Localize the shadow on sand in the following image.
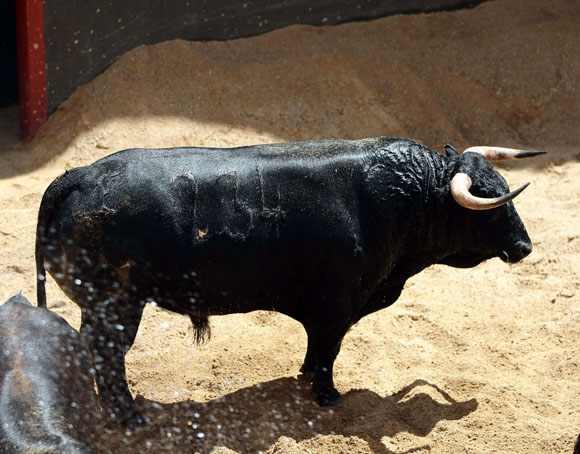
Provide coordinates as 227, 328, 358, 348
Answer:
98, 378, 477, 454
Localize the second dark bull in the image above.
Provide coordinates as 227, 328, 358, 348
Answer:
0, 293, 100, 453
35, 136, 543, 427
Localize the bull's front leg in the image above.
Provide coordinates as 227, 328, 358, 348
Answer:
301, 312, 352, 406
81, 301, 146, 428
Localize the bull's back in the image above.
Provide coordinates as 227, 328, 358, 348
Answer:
0, 298, 94, 389
48, 140, 370, 255
39, 139, 380, 312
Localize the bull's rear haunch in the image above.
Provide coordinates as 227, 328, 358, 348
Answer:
35, 136, 541, 427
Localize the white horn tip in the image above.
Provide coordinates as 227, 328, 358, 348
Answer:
463, 146, 547, 161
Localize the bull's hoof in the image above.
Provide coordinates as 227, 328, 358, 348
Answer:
315, 388, 343, 407
123, 411, 149, 429
107, 408, 148, 429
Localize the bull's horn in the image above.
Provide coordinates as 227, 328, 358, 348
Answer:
450, 173, 530, 210
463, 146, 546, 162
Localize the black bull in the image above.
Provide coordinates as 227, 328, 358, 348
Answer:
0, 294, 100, 453
35, 136, 539, 427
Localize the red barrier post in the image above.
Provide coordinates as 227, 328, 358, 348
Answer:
16, 0, 47, 140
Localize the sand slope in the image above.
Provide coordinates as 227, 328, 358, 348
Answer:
0, 0, 579, 453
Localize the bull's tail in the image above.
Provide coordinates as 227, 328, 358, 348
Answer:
189, 315, 211, 344
35, 179, 59, 309
35, 218, 47, 308
35, 170, 78, 309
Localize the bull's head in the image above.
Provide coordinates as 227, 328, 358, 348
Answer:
440, 145, 545, 268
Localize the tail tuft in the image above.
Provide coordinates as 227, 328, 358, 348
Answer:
189, 315, 210, 344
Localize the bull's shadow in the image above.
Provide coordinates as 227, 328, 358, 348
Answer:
97, 378, 477, 454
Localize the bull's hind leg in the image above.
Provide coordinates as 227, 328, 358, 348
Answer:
80, 300, 146, 428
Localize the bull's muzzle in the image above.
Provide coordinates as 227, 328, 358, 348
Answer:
501, 240, 532, 263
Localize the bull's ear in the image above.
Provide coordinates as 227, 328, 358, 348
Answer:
444, 144, 460, 157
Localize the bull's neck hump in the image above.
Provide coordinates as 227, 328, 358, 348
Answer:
364, 140, 452, 212
380, 141, 449, 199
362, 141, 454, 283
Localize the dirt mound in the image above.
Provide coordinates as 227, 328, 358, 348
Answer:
0, 0, 579, 452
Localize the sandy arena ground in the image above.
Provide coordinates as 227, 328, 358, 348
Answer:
1, 0, 579, 452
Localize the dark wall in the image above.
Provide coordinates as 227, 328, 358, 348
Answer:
44, 0, 484, 113
0, 0, 17, 107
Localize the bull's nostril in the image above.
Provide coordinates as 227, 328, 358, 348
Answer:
518, 241, 532, 258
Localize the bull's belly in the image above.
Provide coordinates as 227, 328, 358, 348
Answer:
46, 242, 316, 320
140, 255, 310, 318
44, 207, 358, 322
